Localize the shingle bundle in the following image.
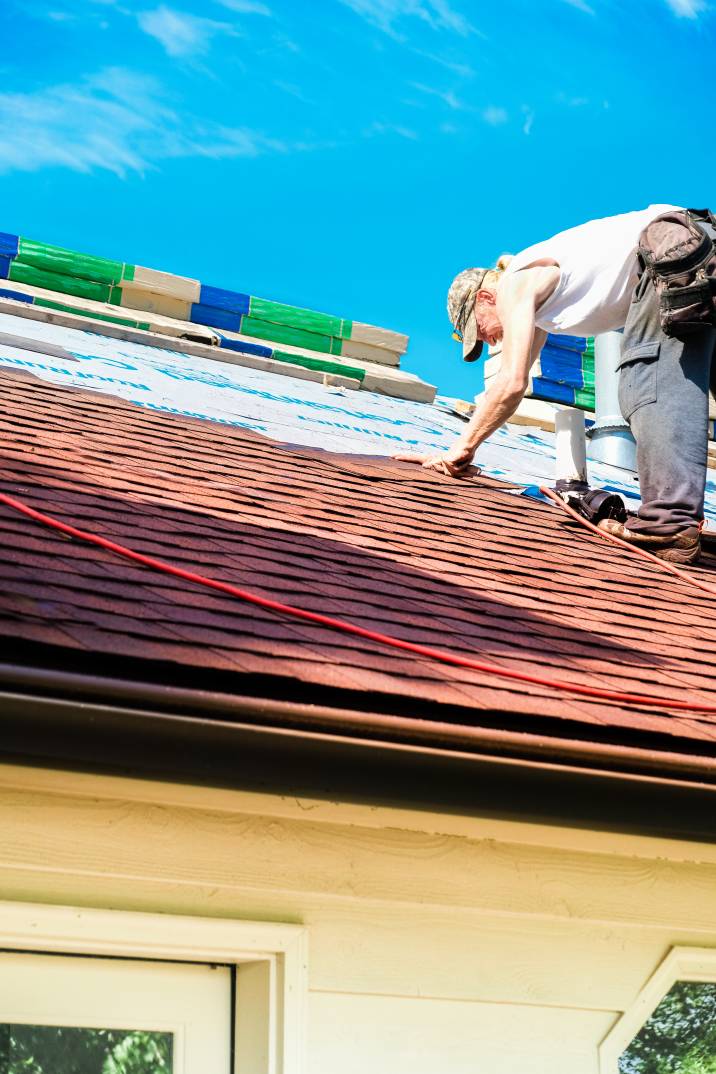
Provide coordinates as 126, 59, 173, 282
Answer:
192, 287, 405, 366
0, 231, 431, 401
530, 334, 595, 411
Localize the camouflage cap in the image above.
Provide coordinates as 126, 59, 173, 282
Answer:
447, 267, 489, 362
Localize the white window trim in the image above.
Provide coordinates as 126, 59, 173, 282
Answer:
600, 946, 716, 1074
0, 900, 308, 1074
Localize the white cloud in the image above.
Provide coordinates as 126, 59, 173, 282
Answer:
562, 0, 595, 12
410, 81, 466, 109
664, 0, 706, 14
0, 67, 291, 177
557, 92, 589, 107
521, 106, 534, 135
137, 6, 238, 57
482, 105, 508, 125
215, 0, 272, 12
339, 0, 472, 37
364, 120, 419, 140
274, 80, 314, 104
411, 50, 474, 77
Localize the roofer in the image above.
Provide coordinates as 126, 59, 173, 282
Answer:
396, 204, 716, 565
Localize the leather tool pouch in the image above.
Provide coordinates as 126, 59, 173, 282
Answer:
637, 208, 716, 337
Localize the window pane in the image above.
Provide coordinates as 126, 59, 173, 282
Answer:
620, 981, 716, 1074
0, 1024, 173, 1074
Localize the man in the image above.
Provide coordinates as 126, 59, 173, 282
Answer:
396, 205, 716, 565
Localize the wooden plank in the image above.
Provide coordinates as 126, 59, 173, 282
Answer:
0, 280, 214, 342
340, 338, 401, 367
350, 322, 409, 353
0, 299, 360, 390
305, 908, 676, 1011
361, 369, 436, 403
2, 788, 716, 934
118, 286, 192, 322
307, 993, 616, 1074
219, 330, 436, 402
0, 866, 683, 1012
236, 959, 275, 1074
130, 265, 201, 303
506, 397, 560, 432
4, 764, 716, 867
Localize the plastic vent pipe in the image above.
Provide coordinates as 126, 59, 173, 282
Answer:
555, 408, 587, 484
586, 330, 637, 471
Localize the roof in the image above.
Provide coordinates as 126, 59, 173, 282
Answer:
2, 304, 716, 791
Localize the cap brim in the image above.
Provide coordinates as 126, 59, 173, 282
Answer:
461, 310, 483, 362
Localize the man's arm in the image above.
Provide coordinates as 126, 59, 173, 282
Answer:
395, 271, 548, 476
446, 310, 546, 469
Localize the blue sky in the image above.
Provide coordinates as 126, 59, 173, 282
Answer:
1, 0, 715, 399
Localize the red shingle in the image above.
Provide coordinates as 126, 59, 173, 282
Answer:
1, 367, 716, 750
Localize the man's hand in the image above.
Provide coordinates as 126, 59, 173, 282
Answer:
393, 438, 477, 478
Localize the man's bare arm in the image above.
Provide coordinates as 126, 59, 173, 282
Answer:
455, 296, 546, 458
395, 269, 549, 476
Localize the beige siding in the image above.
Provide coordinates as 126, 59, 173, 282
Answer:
0, 764, 714, 1074
308, 994, 615, 1074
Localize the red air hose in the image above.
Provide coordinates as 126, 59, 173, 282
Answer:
0, 489, 715, 714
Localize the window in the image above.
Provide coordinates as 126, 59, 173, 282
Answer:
0, 902, 308, 1074
600, 949, 716, 1074
0, 952, 231, 1074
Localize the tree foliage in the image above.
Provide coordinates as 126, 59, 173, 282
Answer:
620, 982, 716, 1074
0, 1025, 172, 1074
104, 1032, 172, 1074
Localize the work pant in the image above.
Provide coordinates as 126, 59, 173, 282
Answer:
619, 217, 716, 536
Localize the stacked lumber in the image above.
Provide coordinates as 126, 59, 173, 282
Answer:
0, 231, 432, 403
530, 335, 595, 411
192, 287, 406, 367
483, 333, 595, 412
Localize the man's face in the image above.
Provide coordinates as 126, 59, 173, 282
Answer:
474, 293, 503, 348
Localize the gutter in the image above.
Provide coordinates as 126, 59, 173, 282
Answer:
1, 662, 716, 791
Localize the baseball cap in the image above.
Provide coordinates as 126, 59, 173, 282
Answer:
446, 267, 489, 362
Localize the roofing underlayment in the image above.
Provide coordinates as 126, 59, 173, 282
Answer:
2, 253, 716, 775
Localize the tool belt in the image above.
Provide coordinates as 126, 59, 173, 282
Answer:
637, 207, 716, 337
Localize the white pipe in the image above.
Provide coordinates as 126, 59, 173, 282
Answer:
555, 408, 587, 485
587, 330, 637, 471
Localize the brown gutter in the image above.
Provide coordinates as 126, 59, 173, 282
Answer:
1, 662, 716, 790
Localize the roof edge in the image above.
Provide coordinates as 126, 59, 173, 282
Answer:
2, 662, 716, 792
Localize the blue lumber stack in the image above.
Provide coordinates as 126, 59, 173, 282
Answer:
531, 334, 595, 411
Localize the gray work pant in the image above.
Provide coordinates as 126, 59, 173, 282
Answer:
618, 219, 716, 536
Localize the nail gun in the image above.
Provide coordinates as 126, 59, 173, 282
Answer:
554, 480, 628, 526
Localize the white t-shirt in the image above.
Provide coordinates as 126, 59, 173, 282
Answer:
507, 204, 682, 336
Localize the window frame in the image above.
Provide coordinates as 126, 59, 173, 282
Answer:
0, 900, 308, 1074
599, 946, 716, 1074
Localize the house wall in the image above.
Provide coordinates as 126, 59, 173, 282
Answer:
1, 762, 715, 1074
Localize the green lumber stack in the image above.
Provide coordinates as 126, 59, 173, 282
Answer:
0, 229, 435, 403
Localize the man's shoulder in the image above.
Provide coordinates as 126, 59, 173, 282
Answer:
499, 262, 560, 310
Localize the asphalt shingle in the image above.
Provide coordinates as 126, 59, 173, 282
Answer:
2, 367, 716, 751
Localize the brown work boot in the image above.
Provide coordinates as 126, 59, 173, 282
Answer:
597, 519, 701, 565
